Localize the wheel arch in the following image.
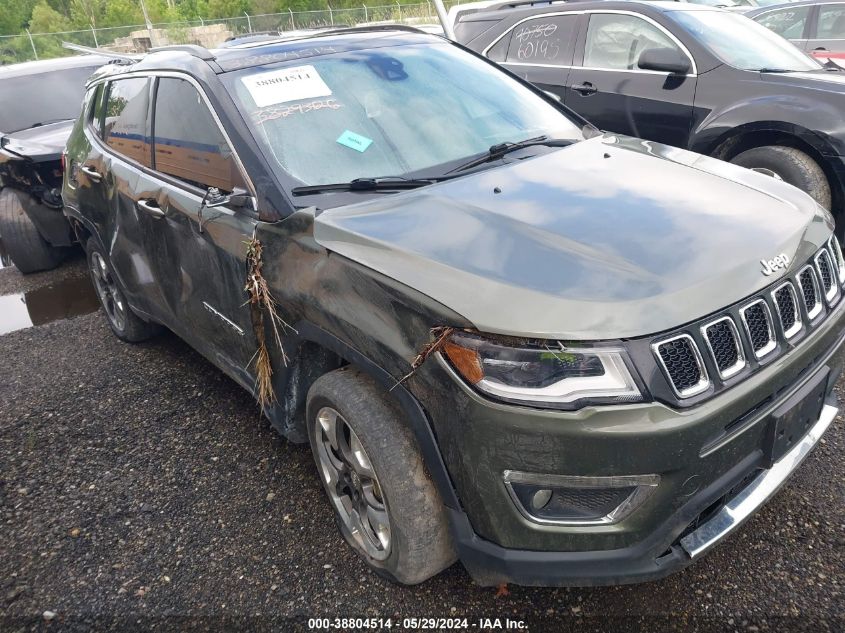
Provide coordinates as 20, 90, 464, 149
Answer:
700, 123, 845, 225
273, 321, 463, 512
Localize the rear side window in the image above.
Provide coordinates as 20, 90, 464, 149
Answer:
104, 78, 151, 167
89, 84, 106, 137
755, 6, 811, 39
584, 13, 682, 71
818, 5, 845, 39
153, 77, 245, 193
505, 15, 577, 65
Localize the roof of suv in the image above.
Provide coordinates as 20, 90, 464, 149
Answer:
459, 0, 721, 19
85, 26, 441, 85
0, 54, 113, 80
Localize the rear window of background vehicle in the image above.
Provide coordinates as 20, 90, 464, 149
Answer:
487, 15, 577, 65
754, 6, 811, 39
0, 65, 101, 134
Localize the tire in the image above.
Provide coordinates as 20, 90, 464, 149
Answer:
730, 146, 832, 210
0, 188, 65, 274
85, 237, 161, 343
306, 367, 456, 584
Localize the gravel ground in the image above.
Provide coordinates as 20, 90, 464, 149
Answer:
1, 264, 843, 633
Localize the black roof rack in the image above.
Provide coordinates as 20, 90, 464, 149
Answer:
486, 0, 587, 10
61, 41, 141, 62
148, 44, 216, 61
311, 24, 429, 36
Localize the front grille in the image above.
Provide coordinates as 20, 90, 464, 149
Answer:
799, 266, 822, 318
828, 236, 845, 283
702, 317, 744, 378
654, 335, 708, 397
740, 300, 776, 358
772, 282, 801, 338
815, 249, 838, 303
652, 240, 844, 400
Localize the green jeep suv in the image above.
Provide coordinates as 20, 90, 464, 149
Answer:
62, 28, 845, 586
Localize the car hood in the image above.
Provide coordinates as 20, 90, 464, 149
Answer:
760, 68, 845, 90
0, 119, 74, 162
314, 134, 833, 340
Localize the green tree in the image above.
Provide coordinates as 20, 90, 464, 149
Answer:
0, 0, 37, 34
206, 0, 249, 19
102, 0, 144, 27
29, 0, 72, 32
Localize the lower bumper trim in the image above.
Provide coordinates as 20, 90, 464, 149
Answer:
680, 403, 838, 559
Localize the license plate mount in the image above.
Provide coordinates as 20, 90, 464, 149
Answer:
764, 367, 829, 467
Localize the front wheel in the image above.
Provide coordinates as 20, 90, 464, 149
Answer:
306, 367, 456, 584
86, 237, 161, 343
730, 146, 832, 210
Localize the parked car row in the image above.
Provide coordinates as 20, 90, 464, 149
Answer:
1, 3, 843, 589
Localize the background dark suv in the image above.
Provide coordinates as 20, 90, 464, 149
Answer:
456, 0, 845, 230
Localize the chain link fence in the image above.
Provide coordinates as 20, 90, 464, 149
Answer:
0, 3, 441, 65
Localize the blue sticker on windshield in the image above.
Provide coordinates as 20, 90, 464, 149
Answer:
337, 130, 373, 152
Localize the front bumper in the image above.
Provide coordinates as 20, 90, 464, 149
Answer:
418, 292, 845, 586
449, 397, 837, 586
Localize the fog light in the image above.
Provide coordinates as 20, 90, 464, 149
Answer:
531, 489, 552, 510
503, 470, 659, 526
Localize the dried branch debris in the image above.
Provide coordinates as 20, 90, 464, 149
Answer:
394, 326, 456, 388
244, 235, 296, 409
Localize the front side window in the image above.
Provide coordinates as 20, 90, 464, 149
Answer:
223, 42, 585, 189
104, 78, 151, 167
673, 9, 821, 72
584, 14, 683, 71
504, 15, 577, 65
818, 5, 845, 39
754, 6, 811, 39
153, 77, 245, 193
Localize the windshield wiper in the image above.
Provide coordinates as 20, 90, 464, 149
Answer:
9, 118, 73, 133
447, 136, 576, 174
291, 176, 442, 196
757, 68, 795, 73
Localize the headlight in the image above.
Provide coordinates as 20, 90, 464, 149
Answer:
441, 331, 642, 409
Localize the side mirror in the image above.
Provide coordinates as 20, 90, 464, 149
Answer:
637, 47, 691, 74
202, 186, 255, 211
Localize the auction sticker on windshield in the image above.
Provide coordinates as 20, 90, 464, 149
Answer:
241, 65, 332, 107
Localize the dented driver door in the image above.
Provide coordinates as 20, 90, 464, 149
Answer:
133, 75, 260, 387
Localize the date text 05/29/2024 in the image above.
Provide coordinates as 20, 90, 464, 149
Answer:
307, 618, 529, 630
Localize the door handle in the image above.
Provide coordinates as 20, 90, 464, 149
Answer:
80, 165, 102, 183
137, 199, 165, 218
814, 46, 828, 51
573, 82, 598, 96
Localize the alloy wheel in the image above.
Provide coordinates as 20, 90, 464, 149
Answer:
313, 406, 391, 561
750, 167, 784, 181
90, 251, 127, 332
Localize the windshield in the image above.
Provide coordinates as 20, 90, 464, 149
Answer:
673, 9, 821, 71
223, 42, 585, 187
0, 65, 101, 133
